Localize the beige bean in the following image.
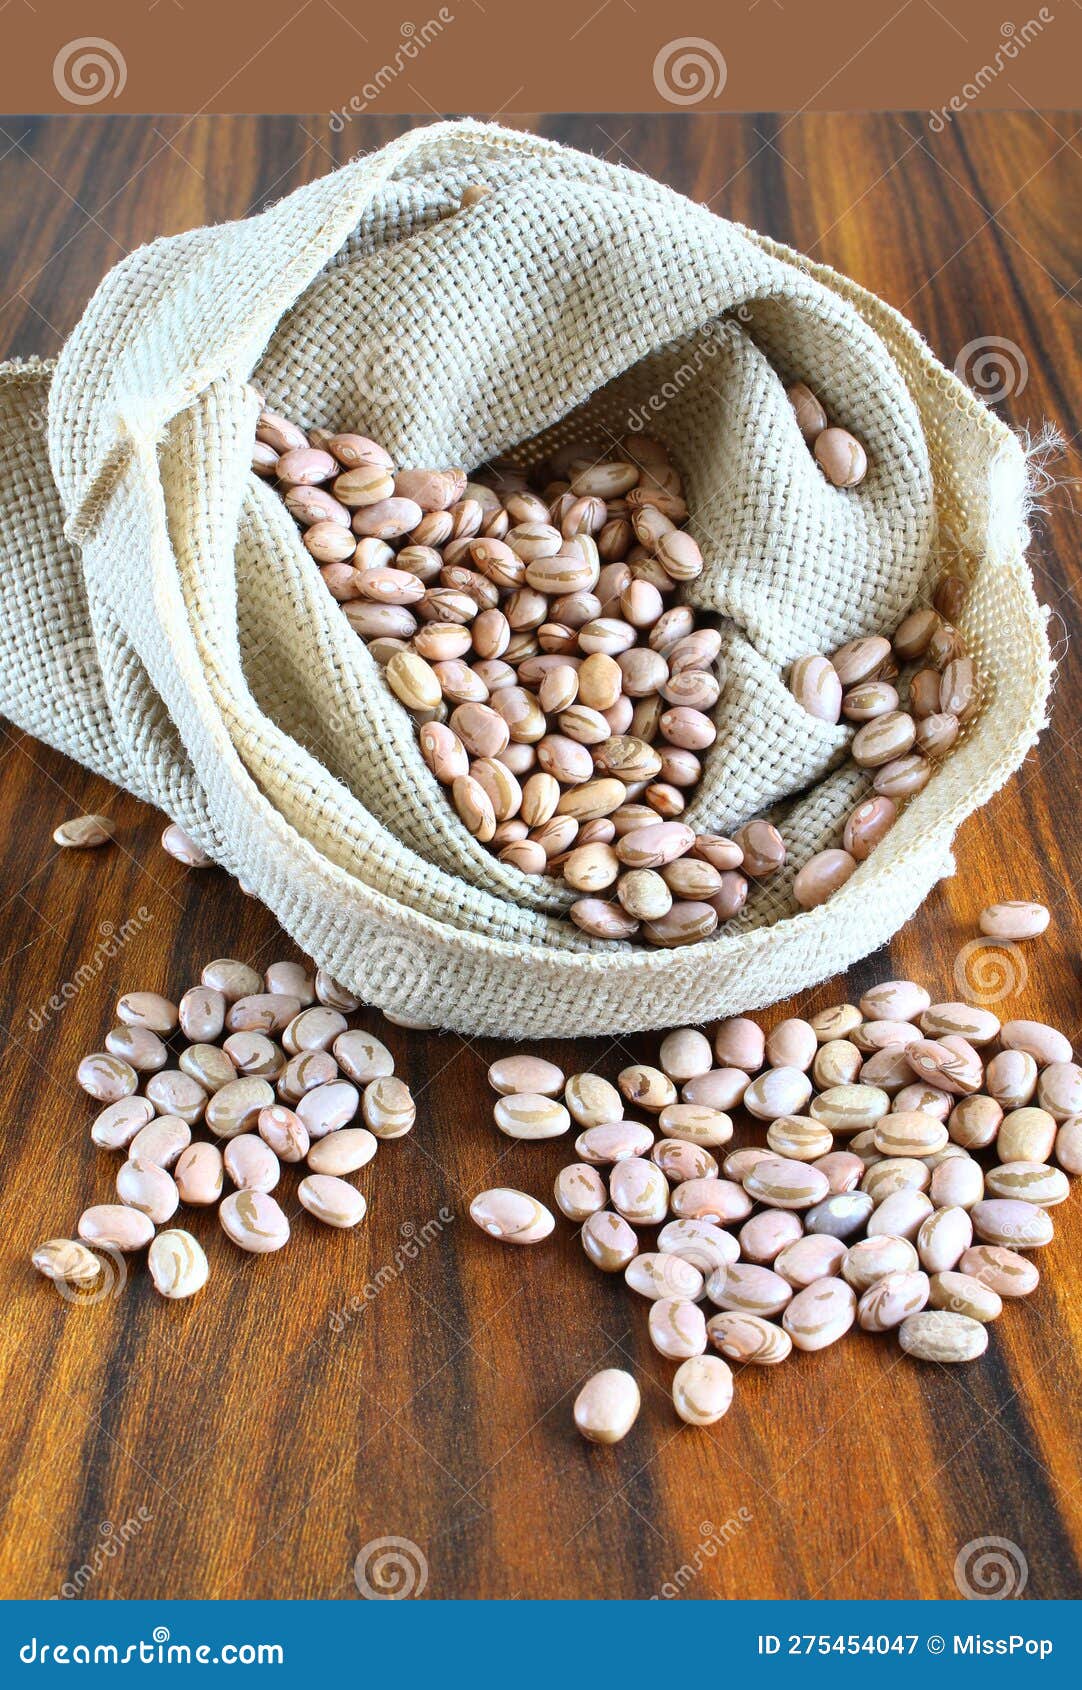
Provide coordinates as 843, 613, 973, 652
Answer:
862, 1158, 930, 1204
174, 1142, 225, 1206
573, 1369, 641, 1444
53, 813, 114, 848
224, 1134, 281, 1193
899, 1310, 987, 1362
145, 1070, 207, 1125
867, 1188, 933, 1241
986, 1052, 1038, 1112
852, 1261, 930, 1332
610, 1157, 669, 1225
774, 1234, 846, 1288
178, 986, 227, 1043
958, 1244, 1039, 1296
77, 1052, 138, 1104
1001, 1019, 1073, 1067
31, 1237, 104, 1287
78, 1204, 154, 1252
947, 1094, 1002, 1150
582, 1209, 640, 1271
129, 1115, 191, 1168
842, 1234, 919, 1291
1055, 1115, 1082, 1175
971, 1198, 1053, 1249
652, 1139, 718, 1184
809, 1084, 890, 1136
488, 1054, 564, 1096
940, 657, 978, 720
920, 1002, 1000, 1045
930, 1156, 984, 1210
277, 1049, 337, 1104
843, 796, 897, 860
307, 1127, 378, 1176
220, 1190, 290, 1253
564, 1073, 623, 1128
570, 897, 640, 940
650, 1297, 707, 1360
289, 1081, 359, 1140
789, 654, 842, 722
872, 753, 931, 799
671, 1177, 751, 1224
783, 1277, 857, 1350
148, 1230, 209, 1299
985, 1161, 1069, 1207
917, 1206, 973, 1272
494, 1093, 571, 1140
625, 1250, 703, 1300
554, 1163, 608, 1221
813, 1041, 863, 1089
908, 1038, 982, 1096
618, 1065, 676, 1113
258, 1104, 310, 1163
768, 1115, 833, 1161
202, 959, 264, 1001
813, 1151, 866, 1194
997, 1105, 1055, 1163
116, 1158, 179, 1225
658, 1218, 739, 1276
203, 1076, 274, 1139
333, 1030, 394, 1084
297, 1174, 367, 1229
814, 427, 867, 487
893, 1083, 951, 1117
264, 961, 315, 1004
658, 1027, 714, 1084
283, 1006, 348, 1055
744, 1157, 829, 1210
659, 1104, 734, 1149
362, 1077, 416, 1139
851, 711, 915, 768
683, 1063, 750, 1107
842, 680, 900, 722
470, 1188, 554, 1245
928, 1270, 1002, 1323
91, 1095, 156, 1151
1037, 1061, 1082, 1121
743, 1067, 813, 1121
105, 1023, 168, 1073
707, 1311, 792, 1366
979, 900, 1050, 940
226, 993, 301, 1035
793, 849, 857, 910
672, 1354, 734, 1424
116, 990, 179, 1035
873, 1111, 948, 1158
707, 1263, 793, 1319
222, 1032, 283, 1079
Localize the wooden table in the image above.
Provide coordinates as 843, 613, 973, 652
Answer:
1, 113, 1079, 1602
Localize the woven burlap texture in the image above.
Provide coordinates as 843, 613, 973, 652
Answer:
0, 120, 1050, 1037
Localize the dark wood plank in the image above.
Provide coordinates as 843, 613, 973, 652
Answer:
0, 112, 1079, 1601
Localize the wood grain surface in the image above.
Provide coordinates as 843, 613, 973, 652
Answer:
0, 112, 1079, 1602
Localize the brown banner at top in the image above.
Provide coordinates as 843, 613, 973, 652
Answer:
0, 0, 1075, 116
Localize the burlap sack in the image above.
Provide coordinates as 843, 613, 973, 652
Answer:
0, 120, 1050, 1037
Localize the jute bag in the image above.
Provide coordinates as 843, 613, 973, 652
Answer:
0, 120, 1050, 1037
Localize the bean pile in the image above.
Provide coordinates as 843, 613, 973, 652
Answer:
253, 391, 874, 945
469, 901, 1077, 1442
32, 957, 415, 1300
786, 551, 979, 909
